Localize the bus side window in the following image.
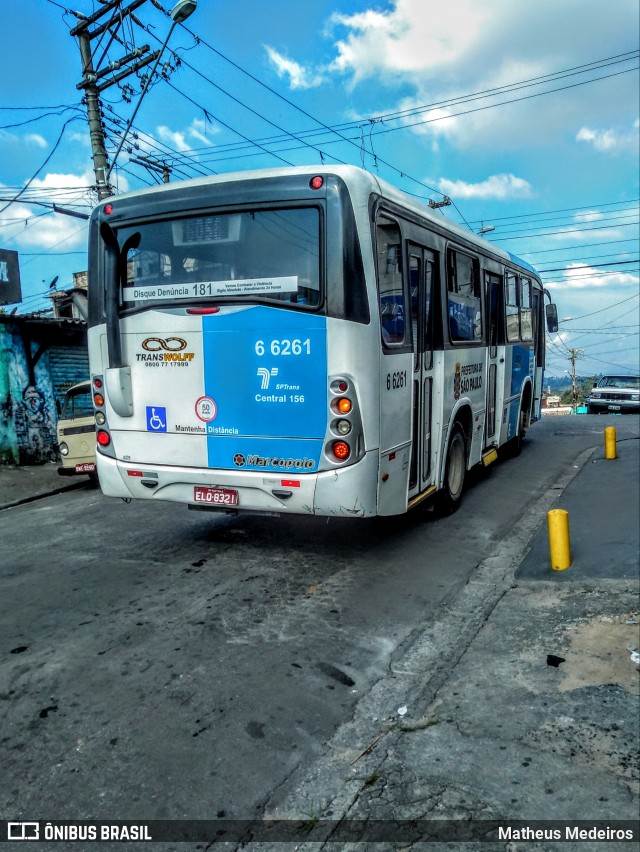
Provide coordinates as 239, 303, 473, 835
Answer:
376, 218, 405, 345
447, 248, 481, 342
520, 277, 533, 340
506, 271, 519, 342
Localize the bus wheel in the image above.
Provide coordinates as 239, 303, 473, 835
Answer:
436, 423, 466, 515
511, 408, 527, 457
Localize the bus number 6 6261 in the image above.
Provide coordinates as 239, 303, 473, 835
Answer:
387, 370, 407, 390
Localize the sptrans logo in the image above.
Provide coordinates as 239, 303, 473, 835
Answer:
233, 453, 315, 470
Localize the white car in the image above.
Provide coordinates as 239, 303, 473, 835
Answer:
585, 375, 640, 414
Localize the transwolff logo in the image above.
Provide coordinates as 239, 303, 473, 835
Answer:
142, 337, 187, 351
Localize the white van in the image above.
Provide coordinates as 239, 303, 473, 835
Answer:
57, 380, 97, 479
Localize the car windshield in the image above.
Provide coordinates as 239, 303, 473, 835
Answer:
595, 376, 640, 389
62, 386, 93, 418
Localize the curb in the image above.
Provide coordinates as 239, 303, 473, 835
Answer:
0, 479, 89, 512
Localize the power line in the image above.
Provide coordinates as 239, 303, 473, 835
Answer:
538, 259, 640, 272
0, 117, 83, 216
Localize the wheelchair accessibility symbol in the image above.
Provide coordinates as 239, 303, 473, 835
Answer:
146, 406, 167, 432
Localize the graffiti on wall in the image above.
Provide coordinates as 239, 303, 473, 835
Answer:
17, 384, 56, 462
0, 322, 58, 464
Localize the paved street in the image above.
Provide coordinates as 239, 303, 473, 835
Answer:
1, 415, 638, 850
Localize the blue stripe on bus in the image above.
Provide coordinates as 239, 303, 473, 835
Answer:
202, 307, 327, 472
510, 344, 533, 397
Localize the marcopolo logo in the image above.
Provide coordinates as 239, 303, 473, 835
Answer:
233, 453, 315, 470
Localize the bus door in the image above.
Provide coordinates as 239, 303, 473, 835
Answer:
408, 244, 436, 501
484, 272, 503, 446
531, 287, 543, 419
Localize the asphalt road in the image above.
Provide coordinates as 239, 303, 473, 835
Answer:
1, 415, 637, 825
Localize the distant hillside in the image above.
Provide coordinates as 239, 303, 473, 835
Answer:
544, 375, 598, 392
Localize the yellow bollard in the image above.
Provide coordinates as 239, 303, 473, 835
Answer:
548, 509, 571, 571
605, 426, 617, 460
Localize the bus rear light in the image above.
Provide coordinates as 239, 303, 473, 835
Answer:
103, 203, 113, 215
310, 175, 324, 190
187, 307, 220, 314
336, 419, 351, 435
93, 392, 105, 407
93, 378, 103, 389
96, 430, 111, 447
95, 411, 106, 425
337, 398, 352, 414
127, 470, 144, 477
332, 441, 350, 461
281, 479, 300, 488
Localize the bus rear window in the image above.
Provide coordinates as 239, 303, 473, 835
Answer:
118, 207, 321, 309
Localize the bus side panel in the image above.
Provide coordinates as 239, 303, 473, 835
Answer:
441, 348, 487, 468
500, 343, 534, 443
377, 351, 412, 515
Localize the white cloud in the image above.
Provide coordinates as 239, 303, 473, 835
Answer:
327, 0, 488, 83
264, 46, 324, 89
576, 121, 639, 153
548, 263, 640, 290
311, 0, 639, 150
24, 133, 47, 149
436, 173, 533, 200
0, 170, 95, 251
0, 130, 48, 149
156, 118, 220, 152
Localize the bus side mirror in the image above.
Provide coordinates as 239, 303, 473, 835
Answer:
546, 303, 559, 333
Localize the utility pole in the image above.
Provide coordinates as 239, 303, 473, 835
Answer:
569, 348, 584, 412
70, 0, 159, 199
130, 154, 172, 183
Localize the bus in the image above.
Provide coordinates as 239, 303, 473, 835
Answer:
87, 165, 557, 518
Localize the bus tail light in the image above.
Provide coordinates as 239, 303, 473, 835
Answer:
332, 441, 350, 461
97, 430, 111, 447
324, 375, 364, 469
93, 392, 105, 407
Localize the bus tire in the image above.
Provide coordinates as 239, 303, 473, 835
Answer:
510, 406, 528, 457
435, 423, 467, 516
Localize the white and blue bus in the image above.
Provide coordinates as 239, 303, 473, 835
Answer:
87, 165, 557, 517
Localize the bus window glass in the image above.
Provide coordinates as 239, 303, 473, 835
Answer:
377, 218, 405, 345
520, 277, 533, 340
424, 259, 434, 369
506, 271, 519, 342
447, 249, 481, 342
119, 208, 321, 309
410, 254, 420, 368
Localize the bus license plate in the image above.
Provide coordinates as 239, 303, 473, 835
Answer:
194, 486, 239, 506
608, 405, 621, 411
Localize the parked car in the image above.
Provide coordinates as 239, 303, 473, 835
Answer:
585, 375, 640, 414
56, 380, 97, 479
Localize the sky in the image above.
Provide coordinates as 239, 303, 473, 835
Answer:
0, 0, 638, 377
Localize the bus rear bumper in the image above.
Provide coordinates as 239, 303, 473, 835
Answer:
96, 450, 379, 518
